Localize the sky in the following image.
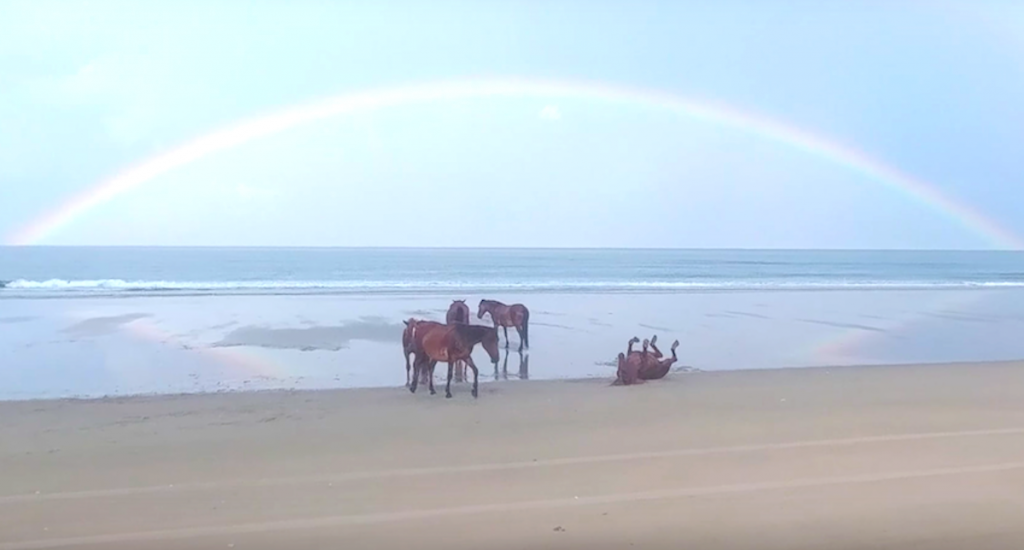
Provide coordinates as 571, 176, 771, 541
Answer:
1, 0, 1023, 249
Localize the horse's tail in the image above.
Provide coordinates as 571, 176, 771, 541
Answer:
521, 308, 530, 349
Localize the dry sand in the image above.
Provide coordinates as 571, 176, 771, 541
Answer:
3, 361, 1024, 549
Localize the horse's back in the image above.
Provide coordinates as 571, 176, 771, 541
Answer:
417, 322, 460, 358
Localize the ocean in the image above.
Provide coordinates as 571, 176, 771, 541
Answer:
3, 247, 1024, 298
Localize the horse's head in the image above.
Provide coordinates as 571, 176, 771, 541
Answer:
403, 318, 418, 338
481, 326, 501, 363
477, 299, 490, 319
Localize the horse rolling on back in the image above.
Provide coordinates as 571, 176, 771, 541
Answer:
410, 322, 500, 398
446, 300, 471, 382
477, 299, 530, 352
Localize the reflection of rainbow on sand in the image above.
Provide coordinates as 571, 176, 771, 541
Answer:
809, 291, 985, 365
118, 317, 287, 384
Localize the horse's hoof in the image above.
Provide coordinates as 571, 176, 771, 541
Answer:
430, 389, 436, 395
472, 389, 478, 398
446, 392, 452, 399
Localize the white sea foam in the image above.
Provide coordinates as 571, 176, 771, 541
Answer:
4, 277, 1024, 297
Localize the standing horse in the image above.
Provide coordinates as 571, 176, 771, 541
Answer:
402, 318, 433, 387
409, 322, 500, 398
477, 299, 530, 352
446, 300, 471, 382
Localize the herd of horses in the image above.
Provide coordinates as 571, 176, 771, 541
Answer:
401, 298, 681, 399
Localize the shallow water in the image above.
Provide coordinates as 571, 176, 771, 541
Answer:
3, 289, 1024, 400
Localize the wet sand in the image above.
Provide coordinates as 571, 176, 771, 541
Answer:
5, 289, 1024, 399
4, 360, 1024, 549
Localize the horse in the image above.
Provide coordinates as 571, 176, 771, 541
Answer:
638, 338, 680, 380
446, 300, 472, 382
409, 321, 500, 398
613, 337, 649, 386
625, 334, 662, 362
402, 318, 433, 387
477, 299, 530, 352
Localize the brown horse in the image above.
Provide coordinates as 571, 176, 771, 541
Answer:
402, 318, 433, 387
446, 300, 471, 382
477, 299, 530, 352
639, 338, 680, 380
625, 334, 662, 362
614, 337, 648, 386
409, 321, 500, 398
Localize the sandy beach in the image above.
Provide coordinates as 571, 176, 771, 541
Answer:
3, 360, 1024, 549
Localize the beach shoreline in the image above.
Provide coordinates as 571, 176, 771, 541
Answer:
2, 356, 1023, 405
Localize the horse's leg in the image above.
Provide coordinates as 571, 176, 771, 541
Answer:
503, 326, 510, 349
464, 355, 480, 398
428, 360, 438, 395
410, 354, 421, 394
502, 349, 509, 380
649, 338, 663, 359
515, 325, 525, 353
445, 360, 455, 398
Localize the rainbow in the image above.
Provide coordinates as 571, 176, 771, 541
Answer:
808, 291, 986, 365
113, 315, 292, 382
8, 76, 1021, 248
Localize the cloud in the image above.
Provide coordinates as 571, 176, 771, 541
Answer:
539, 105, 561, 120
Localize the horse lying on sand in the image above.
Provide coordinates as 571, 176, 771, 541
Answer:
614, 335, 681, 385
637, 334, 680, 380
446, 300, 471, 382
615, 337, 647, 386
408, 319, 500, 398
477, 299, 530, 352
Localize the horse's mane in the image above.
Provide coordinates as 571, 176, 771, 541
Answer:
453, 323, 497, 341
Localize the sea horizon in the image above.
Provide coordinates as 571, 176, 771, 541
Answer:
4, 247, 1024, 299
3, 245, 1022, 251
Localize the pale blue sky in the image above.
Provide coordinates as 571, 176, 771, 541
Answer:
2, 0, 1023, 248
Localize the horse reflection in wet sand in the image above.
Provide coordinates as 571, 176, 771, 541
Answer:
446, 300, 471, 382
614, 334, 680, 386
495, 349, 530, 381
477, 299, 530, 352
408, 319, 500, 398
